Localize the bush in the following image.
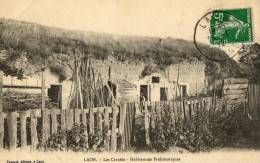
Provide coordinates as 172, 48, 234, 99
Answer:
149, 103, 258, 152
40, 124, 89, 152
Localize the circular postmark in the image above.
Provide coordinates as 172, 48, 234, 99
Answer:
193, 8, 253, 62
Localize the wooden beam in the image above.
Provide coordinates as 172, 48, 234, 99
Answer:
41, 68, 46, 110
0, 71, 3, 112
111, 106, 118, 152
8, 112, 17, 150
223, 84, 248, 90
224, 78, 249, 84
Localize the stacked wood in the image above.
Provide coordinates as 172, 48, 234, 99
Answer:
67, 54, 106, 109
222, 78, 248, 105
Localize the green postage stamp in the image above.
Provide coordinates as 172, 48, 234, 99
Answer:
210, 8, 253, 44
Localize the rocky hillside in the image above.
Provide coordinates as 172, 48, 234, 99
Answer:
238, 43, 260, 82
0, 18, 242, 80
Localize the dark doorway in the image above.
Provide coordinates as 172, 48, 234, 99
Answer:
181, 85, 187, 97
140, 85, 148, 101
48, 84, 62, 109
160, 87, 168, 101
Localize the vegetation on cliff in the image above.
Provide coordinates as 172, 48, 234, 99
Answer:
0, 18, 242, 80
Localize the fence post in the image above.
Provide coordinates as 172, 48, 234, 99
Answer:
8, 112, 17, 150
197, 98, 201, 114
66, 109, 74, 130
150, 102, 156, 130
61, 110, 66, 130
190, 100, 195, 117
180, 99, 185, 120
42, 109, 49, 144
30, 110, 38, 151
104, 107, 110, 151
89, 108, 95, 136
20, 112, 27, 149
0, 112, 4, 150
51, 109, 57, 134
144, 102, 151, 146
0, 71, 3, 151
81, 110, 87, 126
41, 68, 46, 110
119, 103, 126, 150
111, 106, 118, 152
98, 108, 103, 137
0, 71, 3, 112
74, 109, 80, 125
208, 97, 212, 115
169, 100, 175, 127
184, 99, 189, 121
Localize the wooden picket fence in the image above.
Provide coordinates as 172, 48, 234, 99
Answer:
0, 102, 136, 151
143, 97, 215, 145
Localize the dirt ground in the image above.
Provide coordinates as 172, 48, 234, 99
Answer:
0, 149, 260, 163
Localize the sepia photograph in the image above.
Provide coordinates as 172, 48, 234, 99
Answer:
0, 0, 259, 163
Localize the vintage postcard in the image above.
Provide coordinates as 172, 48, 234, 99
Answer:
0, 0, 259, 163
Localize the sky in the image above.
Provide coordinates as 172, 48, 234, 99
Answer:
0, 0, 259, 43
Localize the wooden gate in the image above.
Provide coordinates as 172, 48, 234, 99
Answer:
248, 84, 260, 120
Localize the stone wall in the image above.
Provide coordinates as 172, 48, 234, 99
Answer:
167, 61, 206, 96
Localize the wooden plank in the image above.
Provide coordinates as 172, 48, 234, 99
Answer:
202, 98, 206, 112
124, 104, 129, 150
198, 99, 202, 113
194, 99, 199, 114
30, 110, 38, 151
150, 102, 156, 130
144, 102, 151, 146
173, 100, 178, 122
180, 100, 185, 120
223, 84, 248, 90
8, 112, 17, 150
20, 112, 27, 149
0, 71, 3, 112
224, 78, 249, 84
176, 100, 181, 121
224, 89, 248, 95
225, 94, 247, 100
89, 108, 95, 135
227, 98, 247, 104
81, 110, 87, 126
98, 108, 103, 135
184, 100, 190, 121
206, 98, 210, 112
42, 109, 49, 144
111, 106, 118, 152
129, 103, 134, 148
208, 97, 213, 114
66, 109, 74, 130
190, 100, 195, 116
17, 109, 41, 118
74, 109, 81, 125
169, 100, 175, 127
126, 104, 131, 150
41, 69, 46, 110
104, 108, 110, 151
0, 112, 4, 150
60, 110, 66, 130
51, 109, 57, 134
119, 103, 126, 150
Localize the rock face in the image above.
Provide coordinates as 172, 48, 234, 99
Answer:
93, 56, 206, 96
